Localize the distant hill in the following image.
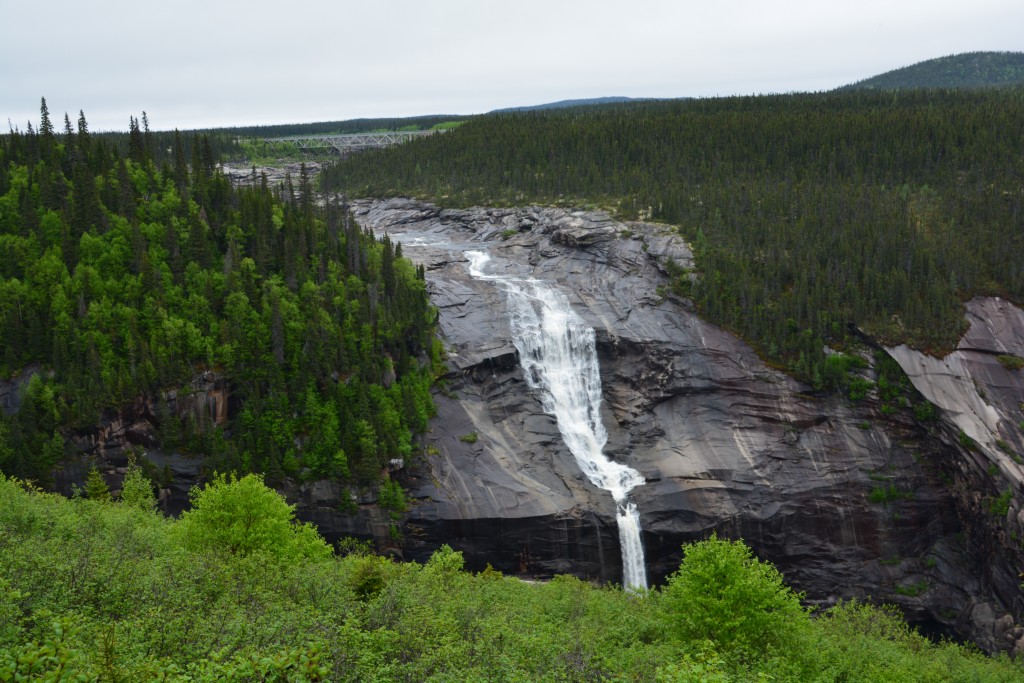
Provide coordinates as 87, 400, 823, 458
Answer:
840, 51, 1024, 91
490, 97, 645, 113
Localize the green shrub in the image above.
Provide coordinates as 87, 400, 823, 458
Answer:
894, 580, 930, 597
661, 534, 810, 661
85, 465, 111, 502
989, 489, 1013, 517
848, 377, 874, 401
377, 478, 408, 515
119, 459, 156, 511
178, 472, 331, 561
913, 400, 938, 421
997, 354, 1024, 371
868, 484, 913, 504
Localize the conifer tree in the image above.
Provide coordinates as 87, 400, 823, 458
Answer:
85, 465, 111, 502
38, 97, 55, 158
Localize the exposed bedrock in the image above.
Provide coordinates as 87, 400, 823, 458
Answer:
340, 197, 1023, 652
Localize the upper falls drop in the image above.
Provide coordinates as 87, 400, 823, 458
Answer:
466, 250, 648, 590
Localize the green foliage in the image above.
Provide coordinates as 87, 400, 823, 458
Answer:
430, 121, 466, 131
847, 376, 874, 401
913, 400, 938, 421
655, 646, 737, 683
376, 477, 408, 515
0, 106, 436, 495
815, 599, 1024, 682
989, 488, 1013, 517
661, 534, 810, 661
178, 472, 331, 561
894, 580, 930, 597
868, 484, 914, 504
84, 464, 110, 502
958, 430, 978, 450
997, 354, 1024, 371
458, 431, 478, 443
1, 477, 1022, 681
819, 352, 865, 391
118, 457, 156, 511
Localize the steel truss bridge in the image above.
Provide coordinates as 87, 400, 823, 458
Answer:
264, 129, 442, 153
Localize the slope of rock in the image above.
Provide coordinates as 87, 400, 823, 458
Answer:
339, 197, 1017, 651
889, 297, 1024, 649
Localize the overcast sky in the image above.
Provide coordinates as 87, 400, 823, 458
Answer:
3, 0, 1022, 132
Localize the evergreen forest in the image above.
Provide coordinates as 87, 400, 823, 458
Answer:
841, 51, 1024, 91
321, 88, 1024, 383
0, 99, 438, 488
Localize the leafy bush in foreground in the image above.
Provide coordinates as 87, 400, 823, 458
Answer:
0, 473, 1020, 681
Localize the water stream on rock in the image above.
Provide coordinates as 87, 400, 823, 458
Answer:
466, 250, 648, 589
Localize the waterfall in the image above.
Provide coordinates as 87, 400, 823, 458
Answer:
466, 251, 648, 590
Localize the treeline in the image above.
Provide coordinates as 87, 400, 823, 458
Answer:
0, 99, 437, 486
321, 88, 1024, 382
2, 473, 1021, 681
212, 114, 473, 140
5, 110, 245, 167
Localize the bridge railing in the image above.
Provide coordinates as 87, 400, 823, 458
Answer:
264, 129, 443, 152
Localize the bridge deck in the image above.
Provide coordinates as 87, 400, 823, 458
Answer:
264, 130, 442, 152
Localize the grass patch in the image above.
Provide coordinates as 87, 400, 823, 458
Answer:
894, 580, 930, 597
997, 354, 1024, 371
868, 484, 914, 504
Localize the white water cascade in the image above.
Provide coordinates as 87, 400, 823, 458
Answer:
466, 251, 648, 590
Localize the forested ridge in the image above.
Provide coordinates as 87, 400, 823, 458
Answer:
321, 88, 1024, 382
0, 99, 437, 489
841, 51, 1024, 91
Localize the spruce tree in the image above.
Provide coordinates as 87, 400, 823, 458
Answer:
85, 465, 111, 502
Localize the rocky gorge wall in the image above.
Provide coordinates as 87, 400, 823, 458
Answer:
337, 197, 1023, 653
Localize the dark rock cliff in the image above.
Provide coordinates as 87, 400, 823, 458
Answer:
334, 197, 1022, 653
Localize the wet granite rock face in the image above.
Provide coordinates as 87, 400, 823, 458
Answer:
347, 197, 1019, 651
888, 297, 1024, 645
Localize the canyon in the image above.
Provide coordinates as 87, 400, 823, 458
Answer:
340, 197, 1024, 652
20, 196, 1023, 653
